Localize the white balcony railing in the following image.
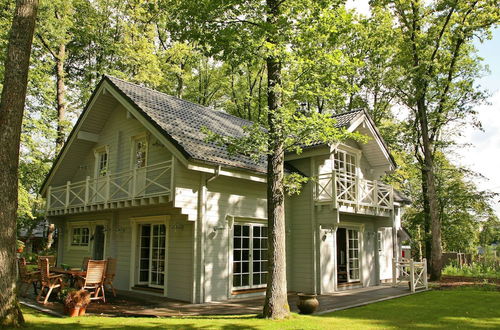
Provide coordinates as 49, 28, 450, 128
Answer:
46, 159, 173, 212
314, 171, 393, 211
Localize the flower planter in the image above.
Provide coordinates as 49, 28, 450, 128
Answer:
67, 307, 80, 317
78, 307, 86, 316
297, 293, 319, 314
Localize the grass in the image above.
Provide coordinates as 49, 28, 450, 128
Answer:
14, 286, 500, 329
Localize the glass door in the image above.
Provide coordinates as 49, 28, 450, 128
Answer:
138, 223, 166, 288
149, 224, 166, 288
347, 229, 360, 282
232, 223, 268, 290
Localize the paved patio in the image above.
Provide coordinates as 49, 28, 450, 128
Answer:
21, 283, 419, 317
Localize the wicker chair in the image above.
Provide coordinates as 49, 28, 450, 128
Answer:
81, 260, 107, 303
17, 258, 39, 297
104, 258, 117, 297
37, 255, 56, 268
36, 258, 63, 304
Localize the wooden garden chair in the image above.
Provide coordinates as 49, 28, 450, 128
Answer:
37, 255, 56, 268
36, 258, 63, 304
104, 258, 117, 297
81, 260, 107, 303
82, 256, 91, 270
17, 257, 40, 297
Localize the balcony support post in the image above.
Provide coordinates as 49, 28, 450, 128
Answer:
332, 170, 338, 209
105, 174, 111, 206
84, 176, 90, 206
132, 167, 137, 198
374, 180, 379, 215
354, 175, 359, 212
65, 181, 71, 212
46, 186, 52, 212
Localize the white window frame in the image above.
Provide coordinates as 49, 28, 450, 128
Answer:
130, 133, 149, 169
230, 221, 268, 291
67, 222, 92, 251
93, 145, 110, 177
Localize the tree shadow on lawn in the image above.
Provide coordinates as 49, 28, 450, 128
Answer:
318, 289, 500, 329
21, 308, 262, 330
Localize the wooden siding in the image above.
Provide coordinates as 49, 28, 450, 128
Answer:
57, 205, 194, 302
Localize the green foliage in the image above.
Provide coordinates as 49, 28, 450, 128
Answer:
443, 252, 500, 279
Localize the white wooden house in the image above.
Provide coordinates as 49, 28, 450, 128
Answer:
41, 76, 410, 303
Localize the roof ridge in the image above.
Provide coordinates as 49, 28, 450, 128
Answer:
331, 108, 364, 117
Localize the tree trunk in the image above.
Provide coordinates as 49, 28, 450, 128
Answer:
420, 168, 432, 269
416, 98, 442, 281
262, 0, 289, 319
45, 223, 56, 250
0, 0, 38, 327
55, 42, 66, 151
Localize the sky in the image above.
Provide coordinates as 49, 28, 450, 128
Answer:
346, 1, 500, 216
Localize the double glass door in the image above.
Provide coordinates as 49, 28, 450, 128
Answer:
139, 224, 166, 288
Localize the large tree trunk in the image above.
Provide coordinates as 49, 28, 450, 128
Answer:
416, 98, 442, 281
0, 0, 38, 327
55, 42, 66, 151
262, 0, 289, 319
420, 168, 432, 268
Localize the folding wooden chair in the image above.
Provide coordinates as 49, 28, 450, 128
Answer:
37, 255, 56, 268
81, 260, 107, 303
36, 258, 63, 304
17, 257, 39, 297
104, 258, 117, 297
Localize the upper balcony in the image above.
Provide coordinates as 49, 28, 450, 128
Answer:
46, 160, 173, 216
313, 171, 394, 217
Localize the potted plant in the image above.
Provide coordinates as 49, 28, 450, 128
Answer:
297, 293, 319, 314
16, 240, 25, 253
76, 290, 91, 316
62, 289, 91, 317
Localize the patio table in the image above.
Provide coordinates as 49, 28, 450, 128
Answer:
51, 268, 86, 288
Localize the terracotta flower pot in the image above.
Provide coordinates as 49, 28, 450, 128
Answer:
297, 293, 319, 314
78, 307, 86, 316
67, 307, 80, 317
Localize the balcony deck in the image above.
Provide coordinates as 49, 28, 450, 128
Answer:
46, 160, 173, 216
314, 171, 394, 217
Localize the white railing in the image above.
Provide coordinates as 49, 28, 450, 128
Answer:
392, 258, 428, 292
46, 160, 173, 211
314, 171, 394, 211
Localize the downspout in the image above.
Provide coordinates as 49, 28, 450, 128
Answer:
206, 165, 221, 185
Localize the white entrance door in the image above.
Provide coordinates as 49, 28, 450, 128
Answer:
347, 229, 360, 282
138, 224, 166, 288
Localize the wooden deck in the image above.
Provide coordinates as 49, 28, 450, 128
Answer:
21, 284, 419, 317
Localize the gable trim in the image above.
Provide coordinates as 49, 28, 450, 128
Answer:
346, 111, 396, 170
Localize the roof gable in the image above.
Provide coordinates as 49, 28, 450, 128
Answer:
41, 76, 396, 194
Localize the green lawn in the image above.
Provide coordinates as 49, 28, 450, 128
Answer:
17, 287, 500, 329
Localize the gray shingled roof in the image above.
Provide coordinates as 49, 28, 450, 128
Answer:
106, 76, 363, 173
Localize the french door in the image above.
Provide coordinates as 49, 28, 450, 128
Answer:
138, 224, 166, 288
346, 229, 360, 282
232, 223, 268, 290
